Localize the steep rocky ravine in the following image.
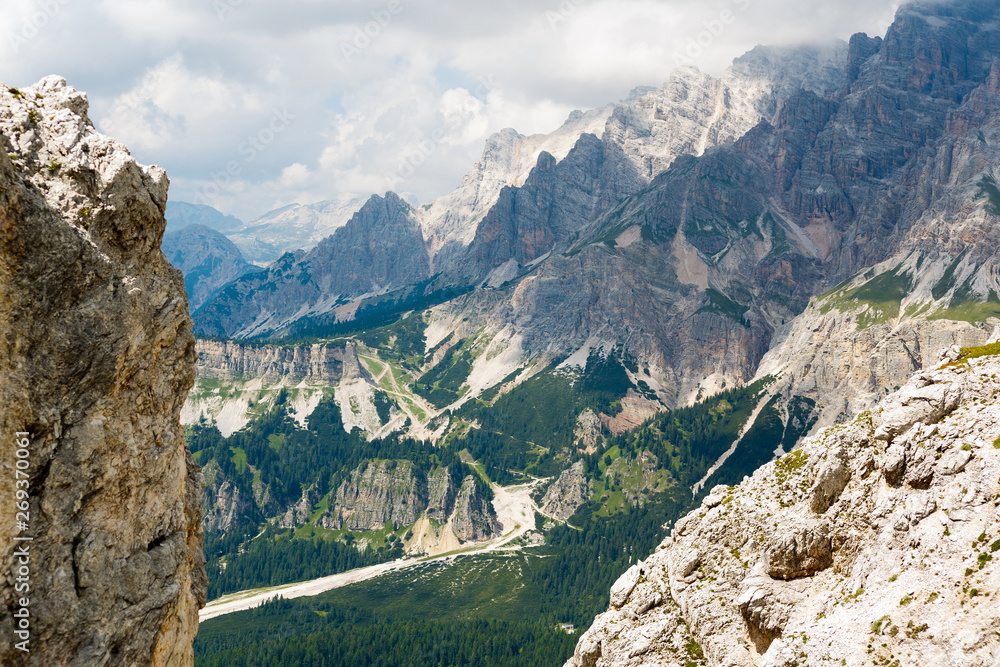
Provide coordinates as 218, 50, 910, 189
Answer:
0, 78, 205, 665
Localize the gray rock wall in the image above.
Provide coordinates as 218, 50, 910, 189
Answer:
0, 77, 205, 666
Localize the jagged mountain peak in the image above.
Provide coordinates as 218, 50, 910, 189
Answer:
226, 192, 368, 264
193, 188, 428, 339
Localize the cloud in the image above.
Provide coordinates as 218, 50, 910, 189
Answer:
0, 0, 903, 221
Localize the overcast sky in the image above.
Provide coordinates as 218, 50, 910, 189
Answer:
2, 0, 902, 221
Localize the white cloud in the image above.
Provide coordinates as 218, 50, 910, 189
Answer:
100, 54, 267, 153
0, 0, 904, 221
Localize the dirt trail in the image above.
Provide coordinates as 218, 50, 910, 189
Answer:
200, 477, 548, 623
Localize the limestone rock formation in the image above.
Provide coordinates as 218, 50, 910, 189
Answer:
540, 460, 594, 522
566, 345, 1000, 667
320, 461, 498, 542
201, 461, 257, 534
326, 460, 425, 531
193, 339, 365, 384
451, 475, 500, 542
0, 77, 205, 666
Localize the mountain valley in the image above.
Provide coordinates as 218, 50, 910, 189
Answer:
8, 1, 988, 665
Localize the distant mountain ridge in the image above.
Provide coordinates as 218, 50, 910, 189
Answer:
162, 224, 262, 311
191, 0, 1000, 452
193, 41, 848, 340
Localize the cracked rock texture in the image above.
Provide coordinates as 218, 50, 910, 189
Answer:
319, 461, 499, 541
567, 348, 1000, 667
0, 77, 205, 666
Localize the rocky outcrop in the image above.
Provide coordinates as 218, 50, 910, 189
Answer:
451, 476, 500, 542
278, 486, 318, 529
574, 409, 604, 453
0, 78, 204, 665
316, 461, 498, 543
540, 460, 593, 521
756, 306, 997, 434
567, 345, 1000, 667
194, 339, 364, 384
425, 466, 458, 522
161, 224, 260, 311
325, 460, 425, 531
201, 462, 256, 534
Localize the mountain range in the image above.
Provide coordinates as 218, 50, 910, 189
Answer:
162, 0, 1000, 663
188, 0, 998, 443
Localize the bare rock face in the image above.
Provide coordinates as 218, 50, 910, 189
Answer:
425, 466, 458, 522
450, 475, 499, 542
540, 460, 594, 522
566, 349, 1000, 667
327, 460, 425, 531
0, 78, 205, 665
319, 462, 498, 543
193, 339, 364, 384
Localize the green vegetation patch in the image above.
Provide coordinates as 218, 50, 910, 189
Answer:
820, 265, 913, 328
356, 311, 428, 369
195, 569, 577, 667
955, 341, 1000, 363
695, 288, 749, 323
976, 175, 1000, 216
928, 290, 1000, 323
414, 336, 479, 408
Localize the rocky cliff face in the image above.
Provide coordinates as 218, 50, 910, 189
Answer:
0, 77, 204, 666
540, 460, 594, 522
317, 461, 498, 542
325, 460, 426, 531
194, 339, 364, 384
567, 344, 1000, 667
201, 461, 259, 534
450, 475, 500, 542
